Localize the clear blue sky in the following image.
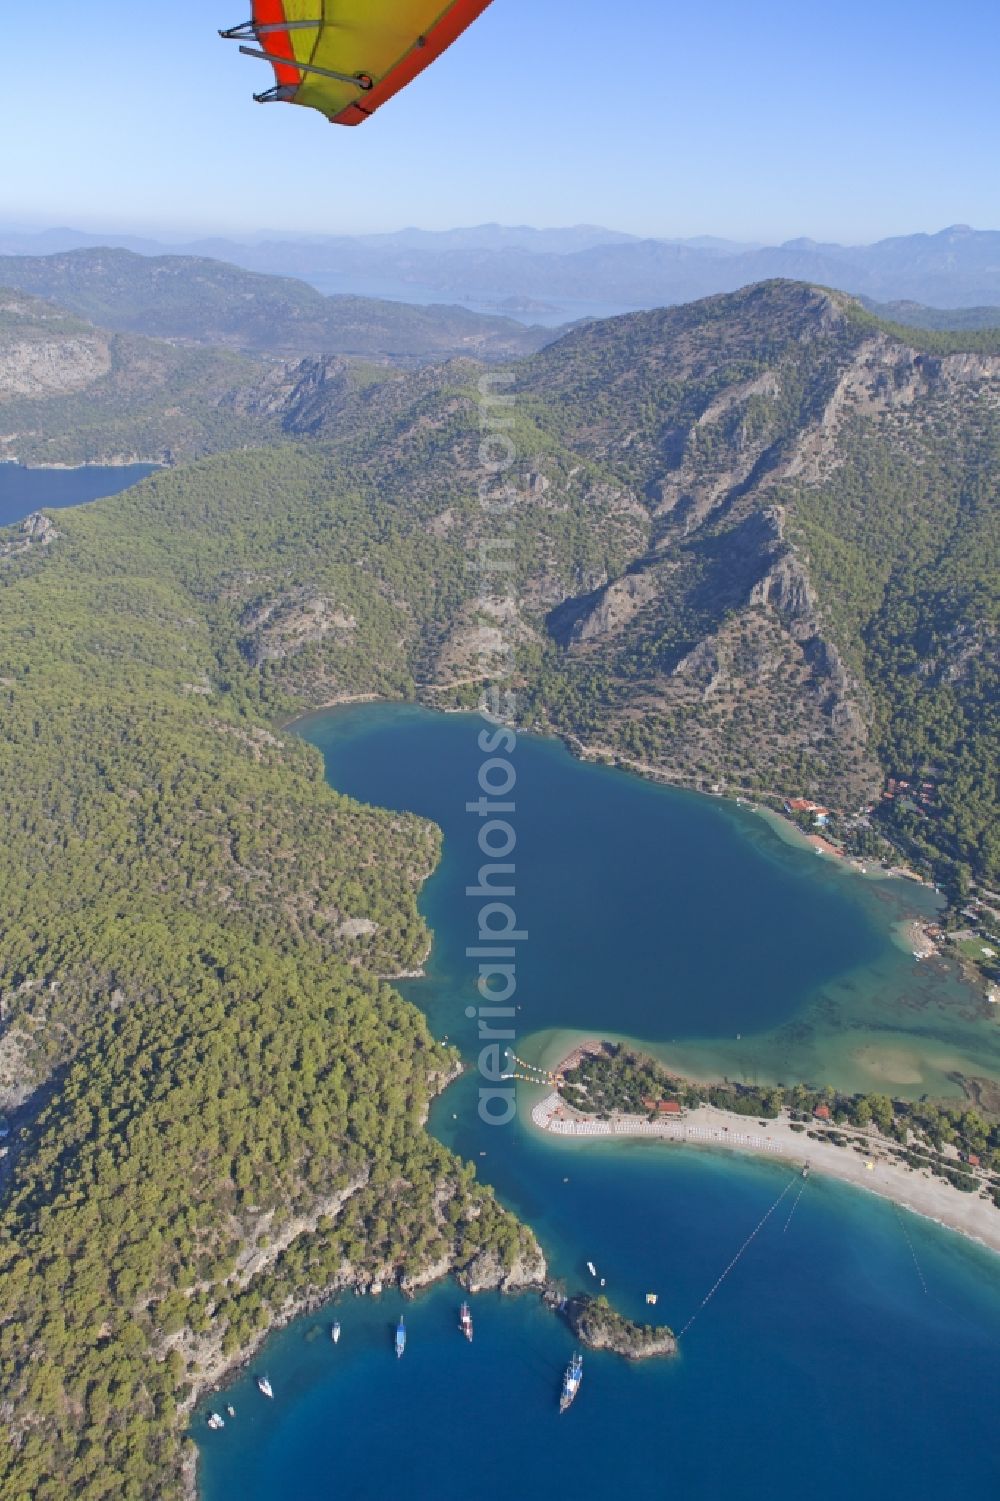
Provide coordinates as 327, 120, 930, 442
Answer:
4, 0, 998, 242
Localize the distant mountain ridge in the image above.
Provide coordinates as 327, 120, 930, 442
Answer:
0, 248, 554, 361
2, 269, 997, 890
0, 286, 271, 463
860, 297, 1000, 332
0, 284, 452, 465
3, 240, 1000, 1501
3, 222, 1000, 309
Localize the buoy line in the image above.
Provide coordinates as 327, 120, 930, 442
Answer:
679, 1176, 797, 1338
893, 1203, 929, 1295
503, 1049, 558, 1085
782, 1182, 806, 1233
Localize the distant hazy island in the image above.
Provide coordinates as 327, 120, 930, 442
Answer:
531, 1044, 1000, 1255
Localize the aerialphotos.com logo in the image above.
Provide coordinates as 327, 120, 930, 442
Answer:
467, 372, 523, 1127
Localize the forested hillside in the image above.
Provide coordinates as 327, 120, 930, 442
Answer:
1, 275, 998, 1498
190, 279, 993, 890
0, 287, 416, 466
0, 288, 273, 464
500, 285, 1000, 888
7, 279, 995, 878
0, 483, 541, 1500
0, 248, 552, 360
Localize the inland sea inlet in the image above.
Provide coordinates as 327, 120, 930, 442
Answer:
196, 703, 1000, 1501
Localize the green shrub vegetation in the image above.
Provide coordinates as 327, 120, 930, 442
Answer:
845, 299, 1000, 355
2, 275, 999, 1496
559, 1045, 999, 1172
0, 248, 550, 360
0, 466, 537, 1500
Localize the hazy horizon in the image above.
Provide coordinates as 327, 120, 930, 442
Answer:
2, 216, 996, 251
4, 1, 998, 244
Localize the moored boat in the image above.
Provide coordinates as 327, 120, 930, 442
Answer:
459, 1301, 473, 1342
207, 1412, 225, 1430
331, 1320, 341, 1344
257, 1375, 274, 1399
559, 1353, 583, 1413
395, 1316, 406, 1358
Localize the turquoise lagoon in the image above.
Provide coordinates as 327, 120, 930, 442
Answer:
197, 704, 1000, 1500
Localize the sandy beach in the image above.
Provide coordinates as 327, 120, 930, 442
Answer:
530, 1091, 1000, 1256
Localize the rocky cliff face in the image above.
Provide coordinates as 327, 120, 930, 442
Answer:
174, 280, 995, 827
489, 289, 997, 817
459, 1244, 548, 1293
0, 512, 60, 562
0, 291, 112, 399
0, 335, 111, 399
0, 294, 271, 464
6, 277, 996, 844
238, 591, 359, 666
506, 290, 906, 805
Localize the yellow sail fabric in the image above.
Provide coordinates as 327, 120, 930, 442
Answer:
239, 0, 494, 126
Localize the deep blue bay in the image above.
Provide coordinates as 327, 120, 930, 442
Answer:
0, 461, 158, 526
197, 704, 1000, 1500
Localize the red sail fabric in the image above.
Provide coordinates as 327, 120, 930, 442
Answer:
241, 1, 495, 125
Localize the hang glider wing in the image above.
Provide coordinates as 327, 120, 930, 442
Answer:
222, 1, 494, 126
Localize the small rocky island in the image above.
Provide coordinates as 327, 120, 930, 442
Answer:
547, 1289, 677, 1360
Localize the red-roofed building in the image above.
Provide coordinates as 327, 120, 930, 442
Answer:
813, 1103, 832, 1120
657, 1100, 683, 1115
785, 798, 831, 820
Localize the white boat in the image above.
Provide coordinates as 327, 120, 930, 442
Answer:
226, 1405, 236, 1417
586, 1261, 597, 1277
207, 1412, 225, 1430
559, 1353, 583, 1414
257, 1376, 274, 1399
331, 1321, 341, 1344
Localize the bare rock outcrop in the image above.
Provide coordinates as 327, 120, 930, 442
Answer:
0, 511, 60, 562
239, 592, 358, 665
0, 334, 111, 398
459, 1242, 547, 1294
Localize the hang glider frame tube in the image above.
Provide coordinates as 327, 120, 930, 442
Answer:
225, 0, 495, 127
237, 45, 374, 91
220, 20, 323, 41
253, 84, 298, 105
